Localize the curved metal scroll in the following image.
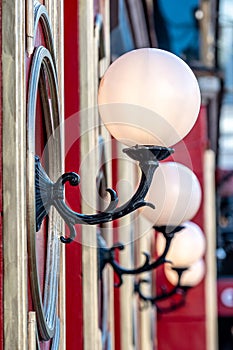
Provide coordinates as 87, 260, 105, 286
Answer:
98, 226, 184, 287
134, 269, 190, 313
35, 145, 174, 243
27, 37, 62, 344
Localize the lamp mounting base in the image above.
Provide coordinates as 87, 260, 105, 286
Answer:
123, 145, 173, 164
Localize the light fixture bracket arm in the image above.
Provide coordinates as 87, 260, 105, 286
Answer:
98, 226, 182, 287
35, 145, 173, 243
134, 267, 190, 313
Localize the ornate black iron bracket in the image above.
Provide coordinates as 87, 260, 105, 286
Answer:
98, 226, 184, 287
134, 268, 190, 313
35, 145, 173, 243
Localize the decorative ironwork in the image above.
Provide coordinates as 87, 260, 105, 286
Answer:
27, 12, 62, 342
35, 145, 174, 243
98, 226, 184, 287
134, 268, 190, 313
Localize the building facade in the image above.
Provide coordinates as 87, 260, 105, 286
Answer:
0, 1, 228, 349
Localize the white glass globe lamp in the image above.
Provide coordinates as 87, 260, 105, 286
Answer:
157, 221, 206, 268
98, 48, 201, 147
165, 259, 205, 287
142, 162, 202, 227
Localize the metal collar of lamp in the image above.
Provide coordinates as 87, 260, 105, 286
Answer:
35, 48, 201, 244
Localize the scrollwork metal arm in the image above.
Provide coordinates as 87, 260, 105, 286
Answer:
98, 226, 183, 287
134, 268, 190, 313
35, 145, 173, 243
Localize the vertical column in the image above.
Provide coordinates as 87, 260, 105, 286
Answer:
204, 150, 218, 350
2, 1, 27, 349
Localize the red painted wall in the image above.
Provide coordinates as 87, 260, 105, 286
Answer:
0, 0, 3, 348
156, 106, 208, 350
64, 1, 83, 349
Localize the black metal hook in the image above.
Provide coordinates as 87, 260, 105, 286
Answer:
35, 145, 173, 243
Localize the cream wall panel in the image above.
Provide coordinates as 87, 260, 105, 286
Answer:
79, 1, 114, 349
99, 0, 111, 78
117, 142, 136, 350
2, 1, 27, 349
199, 0, 215, 67
4, 1, 65, 348
26, 0, 34, 56
79, 1, 101, 349
45, 2, 66, 348
137, 221, 154, 350
95, 3, 115, 345
204, 150, 218, 350
28, 312, 37, 350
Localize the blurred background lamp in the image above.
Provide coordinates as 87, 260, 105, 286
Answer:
157, 221, 206, 267
142, 162, 202, 227
220, 288, 233, 308
165, 259, 205, 287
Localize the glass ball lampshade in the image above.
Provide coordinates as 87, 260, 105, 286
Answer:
98, 48, 201, 147
157, 221, 206, 267
142, 162, 202, 227
165, 259, 205, 287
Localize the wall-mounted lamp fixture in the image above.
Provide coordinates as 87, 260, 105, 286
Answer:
134, 223, 206, 312
134, 261, 204, 313
35, 145, 172, 243
134, 270, 189, 313
98, 161, 205, 293
98, 225, 183, 287
133, 161, 206, 309
35, 48, 201, 243
99, 222, 205, 292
